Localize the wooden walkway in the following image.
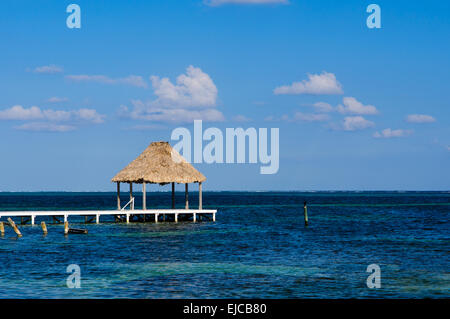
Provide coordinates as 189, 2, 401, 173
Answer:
0, 209, 217, 224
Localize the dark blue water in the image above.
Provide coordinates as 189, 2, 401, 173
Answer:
0, 192, 448, 298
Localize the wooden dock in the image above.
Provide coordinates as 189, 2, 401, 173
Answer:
0, 209, 217, 225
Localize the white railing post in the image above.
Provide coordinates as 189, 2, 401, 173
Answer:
121, 197, 135, 211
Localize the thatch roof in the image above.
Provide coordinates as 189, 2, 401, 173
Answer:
111, 141, 206, 184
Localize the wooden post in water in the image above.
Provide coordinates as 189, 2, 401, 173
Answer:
185, 183, 189, 210
199, 182, 202, 210
7, 218, 22, 237
0, 222, 4, 236
171, 182, 175, 209
41, 221, 48, 235
64, 221, 69, 235
304, 201, 308, 226
117, 182, 121, 210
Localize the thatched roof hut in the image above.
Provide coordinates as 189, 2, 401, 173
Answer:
112, 141, 206, 211
112, 141, 205, 185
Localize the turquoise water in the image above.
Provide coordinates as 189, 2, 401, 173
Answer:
0, 191, 448, 298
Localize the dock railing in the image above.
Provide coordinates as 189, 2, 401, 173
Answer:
121, 197, 135, 211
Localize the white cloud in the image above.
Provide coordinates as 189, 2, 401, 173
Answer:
264, 115, 277, 122
274, 72, 343, 95
406, 114, 436, 123
342, 116, 375, 131
120, 101, 224, 124
0, 105, 105, 124
373, 128, 413, 138
126, 124, 168, 131
0, 105, 44, 120
33, 65, 63, 74
15, 122, 75, 132
149, 65, 218, 108
205, 0, 288, 6
47, 97, 69, 103
337, 97, 378, 115
66, 74, 147, 88
74, 109, 105, 124
313, 102, 334, 113
293, 112, 330, 122
233, 115, 252, 122
120, 66, 223, 124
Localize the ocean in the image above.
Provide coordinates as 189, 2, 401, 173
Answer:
0, 191, 448, 298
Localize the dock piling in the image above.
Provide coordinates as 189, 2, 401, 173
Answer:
304, 201, 308, 226
7, 218, 22, 237
64, 221, 69, 235
0, 222, 4, 236
41, 221, 48, 235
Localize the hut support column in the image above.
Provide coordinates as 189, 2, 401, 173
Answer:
117, 182, 121, 210
185, 184, 189, 210
129, 183, 134, 210
143, 183, 147, 210
171, 183, 175, 209
199, 182, 202, 210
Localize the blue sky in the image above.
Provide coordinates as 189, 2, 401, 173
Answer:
0, 0, 449, 191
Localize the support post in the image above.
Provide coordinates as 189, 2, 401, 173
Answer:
193, 213, 196, 223
96, 214, 100, 224
129, 183, 133, 201
213, 212, 216, 222
143, 182, 147, 210
175, 213, 178, 223
172, 182, 175, 209
304, 201, 308, 226
117, 182, 121, 210
185, 183, 189, 210
8, 218, 22, 237
64, 215, 68, 223
155, 213, 158, 223
41, 222, 48, 235
0, 222, 4, 236
199, 182, 202, 210
31, 215, 35, 225
126, 213, 130, 224
64, 221, 69, 235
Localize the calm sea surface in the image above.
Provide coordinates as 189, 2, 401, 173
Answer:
0, 191, 448, 298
